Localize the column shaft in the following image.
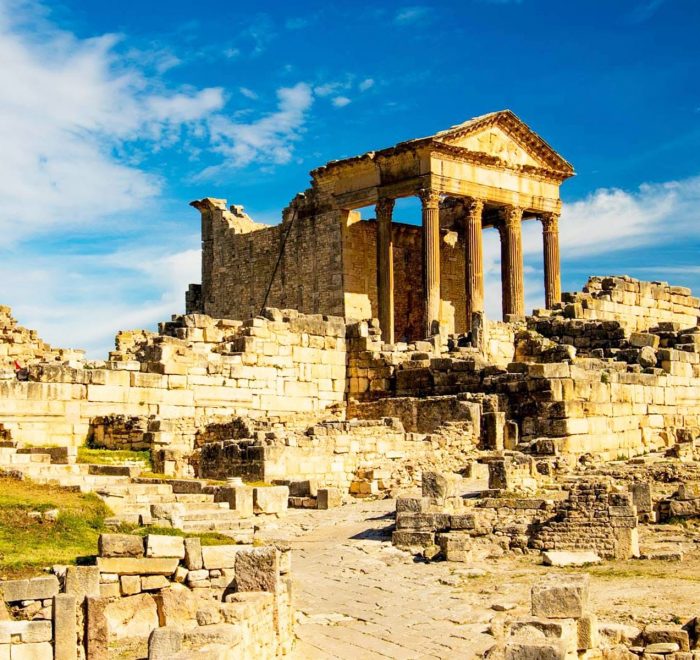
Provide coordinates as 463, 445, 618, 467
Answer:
375, 198, 395, 344
464, 198, 485, 330
541, 212, 561, 309
500, 206, 525, 318
420, 188, 441, 337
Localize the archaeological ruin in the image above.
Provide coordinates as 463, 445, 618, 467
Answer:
3, 110, 700, 658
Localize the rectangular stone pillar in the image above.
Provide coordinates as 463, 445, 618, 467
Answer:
419, 188, 441, 337
375, 197, 395, 344
54, 594, 78, 660
499, 206, 525, 318
464, 198, 485, 330
541, 212, 561, 309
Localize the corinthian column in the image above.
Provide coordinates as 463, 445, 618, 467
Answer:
419, 188, 441, 337
464, 198, 485, 329
375, 197, 395, 344
499, 205, 525, 318
541, 212, 561, 309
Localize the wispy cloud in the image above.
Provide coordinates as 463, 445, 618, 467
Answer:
332, 96, 351, 108
239, 87, 259, 100
201, 82, 314, 175
629, 0, 666, 23
358, 78, 375, 92
394, 6, 431, 24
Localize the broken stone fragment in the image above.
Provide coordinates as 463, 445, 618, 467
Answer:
531, 574, 589, 619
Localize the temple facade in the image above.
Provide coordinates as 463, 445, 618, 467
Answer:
188, 110, 574, 343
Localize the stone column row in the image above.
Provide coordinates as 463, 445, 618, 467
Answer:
464, 202, 561, 327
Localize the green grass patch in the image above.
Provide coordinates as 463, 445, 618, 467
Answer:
0, 477, 111, 579
77, 447, 152, 469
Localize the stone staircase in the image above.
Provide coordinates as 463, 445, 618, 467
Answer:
0, 441, 254, 541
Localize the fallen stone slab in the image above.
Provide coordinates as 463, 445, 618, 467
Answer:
504, 640, 567, 659
645, 642, 680, 653
0, 576, 59, 602
253, 486, 289, 515
542, 551, 602, 567
0, 620, 53, 644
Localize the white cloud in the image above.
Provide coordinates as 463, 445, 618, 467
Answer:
202, 82, 314, 174
332, 96, 351, 108
0, 1, 225, 244
358, 78, 375, 92
394, 6, 431, 24
239, 87, 259, 100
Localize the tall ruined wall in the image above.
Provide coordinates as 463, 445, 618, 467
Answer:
342, 217, 467, 341
194, 198, 346, 321
559, 275, 700, 332
0, 309, 347, 448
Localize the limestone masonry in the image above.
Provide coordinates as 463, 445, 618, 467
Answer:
3, 111, 700, 659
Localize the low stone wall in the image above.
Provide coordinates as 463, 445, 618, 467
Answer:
199, 416, 480, 494
557, 275, 700, 333
0, 307, 347, 449
0, 533, 293, 659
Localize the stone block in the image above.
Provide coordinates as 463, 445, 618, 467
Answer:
288, 479, 318, 497
86, 597, 109, 660
182, 623, 242, 649
53, 594, 77, 660
201, 545, 252, 570
145, 535, 185, 559
0, 621, 52, 644
630, 482, 652, 513
148, 626, 183, 659
254, 486, 289, 515
482, 411, 506, 450
644, 625, 689, 652
183, 538, 203, 570
509, 617, 578, 655
99, 582, 120, 598
120, 575, 141, 596
505, 641, 567, 659
9, 642, 53, 660
0, 577, 58, 603
96, 557, 179, 576
531, 574, 589, 619
235, 547, 279, 593
316, 488, 342, 510
141, 576, 170, 591
391, 531, 434, 548
395, 497, 431, 513
104, 593, 159, 641
630, 333, 660, 349
677, 482, 700, 501
98, 533, 144, 558
64, 566, 100, 602
578, 614, 599, 650
437, 532, 472, 562
421, 472, 461, 499
154, 586, 198, 629
217, 485, 254, 518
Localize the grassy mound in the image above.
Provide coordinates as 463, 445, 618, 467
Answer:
0, 477, 110, 578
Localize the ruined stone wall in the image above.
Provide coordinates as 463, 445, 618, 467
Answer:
559, 276, 700, 332
199, 416, 480, 492
0, 306, 84, 372
0, 309, 347, 448
0, 533, 292, 659
197, 198, 346, 321
341, 217, 467, 341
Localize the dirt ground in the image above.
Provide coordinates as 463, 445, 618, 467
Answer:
256, 498, 700, 659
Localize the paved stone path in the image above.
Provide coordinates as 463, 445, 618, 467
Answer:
258, 499, 519, 659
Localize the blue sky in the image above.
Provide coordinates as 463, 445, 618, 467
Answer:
1, 0, 699, 356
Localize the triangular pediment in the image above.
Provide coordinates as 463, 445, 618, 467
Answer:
432, 110, 574, 176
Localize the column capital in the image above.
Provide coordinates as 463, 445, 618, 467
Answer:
540, 211, 559, 233
500, 205, 523, 228
418, 188, 441, 209
464, 197, 485, 219
376, 197, 395, 217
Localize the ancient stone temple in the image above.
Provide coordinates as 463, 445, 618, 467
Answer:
188, 110, 574, 343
